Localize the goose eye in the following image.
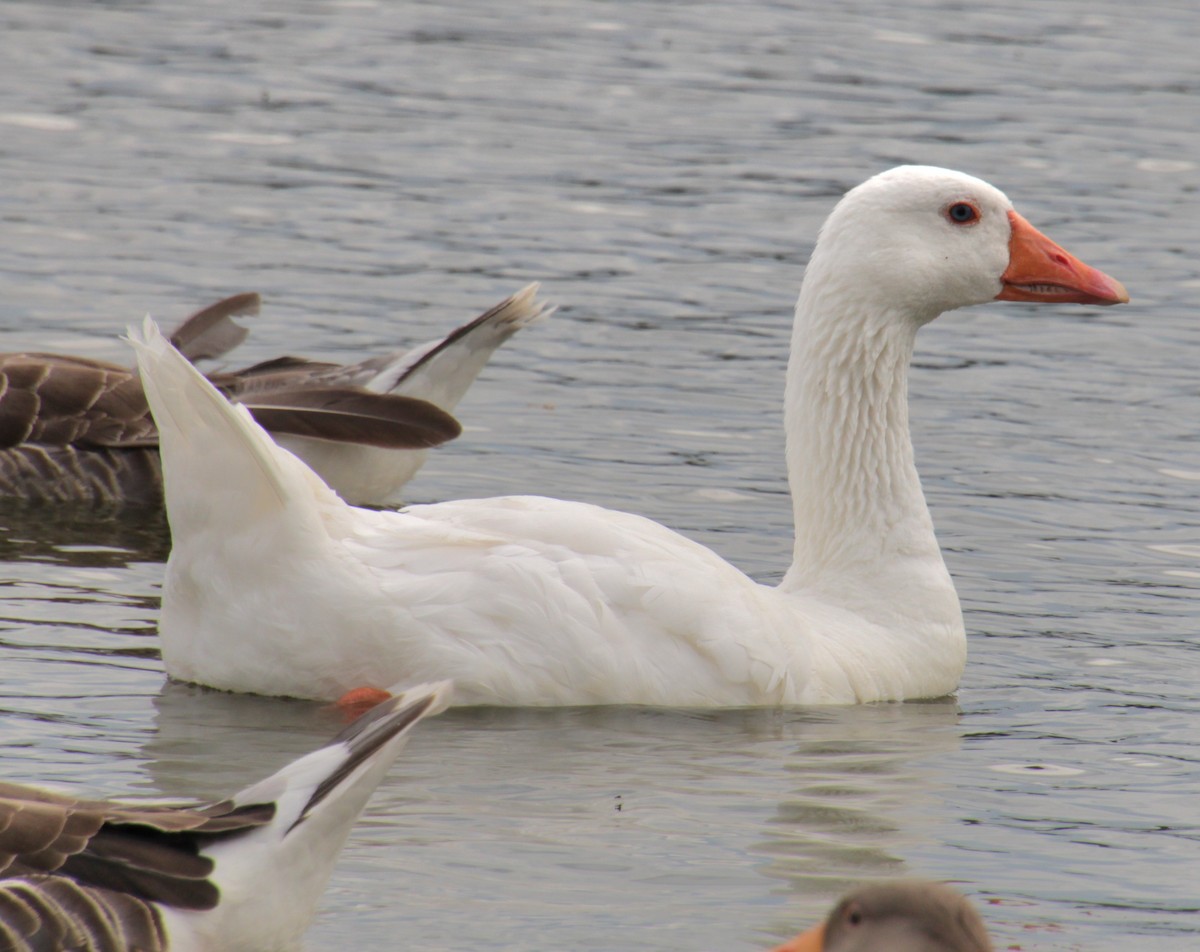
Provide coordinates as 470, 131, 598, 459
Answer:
945, 201, 980, 225
845, 905, 864, 927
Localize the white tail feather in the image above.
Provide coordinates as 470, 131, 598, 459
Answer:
165, 681, 452, 951
127, 317, 347, 538
375, 282, 554, 406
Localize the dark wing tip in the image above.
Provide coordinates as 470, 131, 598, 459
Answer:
170, 293, 262, 362
245, 388, 462, 449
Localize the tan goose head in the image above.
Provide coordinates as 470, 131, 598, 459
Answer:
772, 881, 993, 952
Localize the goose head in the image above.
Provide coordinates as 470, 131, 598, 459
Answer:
771, 880, 994, 952
804, 165, 1128, 326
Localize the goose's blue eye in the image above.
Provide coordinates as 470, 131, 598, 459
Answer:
946, 202, 979, 224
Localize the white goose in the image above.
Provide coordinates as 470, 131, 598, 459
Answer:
0, 681, 449, 952
132, 166, 1127, 707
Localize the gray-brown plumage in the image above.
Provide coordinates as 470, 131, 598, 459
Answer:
771, 880, 994, 952
0, 681, 449, 952
0, 284, 550, 506
0, 781, 273, 911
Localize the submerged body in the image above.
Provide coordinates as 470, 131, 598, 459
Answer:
134, 166, 1127, 706
0, 286, 547, 506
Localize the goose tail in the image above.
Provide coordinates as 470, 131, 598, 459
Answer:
127, 316, 344, 535
174, 681, 453, 949
372, 282, 554, 409
0, 682, 451, 952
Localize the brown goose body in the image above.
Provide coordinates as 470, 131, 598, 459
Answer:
0, 682, 449, 951
0, 285, 549, 506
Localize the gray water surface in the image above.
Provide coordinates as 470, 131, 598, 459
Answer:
2, 1, 1199, 949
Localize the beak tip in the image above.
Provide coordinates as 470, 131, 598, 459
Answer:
1091, 274, 1129, 306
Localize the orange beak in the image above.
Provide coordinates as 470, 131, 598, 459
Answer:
770, 922, 825, 952
996, 211, 1128, 306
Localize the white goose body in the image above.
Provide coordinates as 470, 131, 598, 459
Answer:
133, 166, 1126, 706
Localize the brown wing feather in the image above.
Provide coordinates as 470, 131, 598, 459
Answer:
242, 387, 462, 449
0, 784, 276, 912
0, 291, 260, 455
209, 355, 344, 396
0, 781, 275, 946
168, 292, 261, 362
0, 356, 155, 449
0, 876, 168, 952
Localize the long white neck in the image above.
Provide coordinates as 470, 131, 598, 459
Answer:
778, 259, 953, 623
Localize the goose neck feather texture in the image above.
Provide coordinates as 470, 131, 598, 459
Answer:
132, 165, 1126, 707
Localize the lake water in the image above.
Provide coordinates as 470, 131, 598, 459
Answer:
1, 0, 1199, 949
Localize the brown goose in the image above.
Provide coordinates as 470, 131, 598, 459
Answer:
771, 881, 994, 952
0, 681, 450, 952
0, 284, 550, 506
